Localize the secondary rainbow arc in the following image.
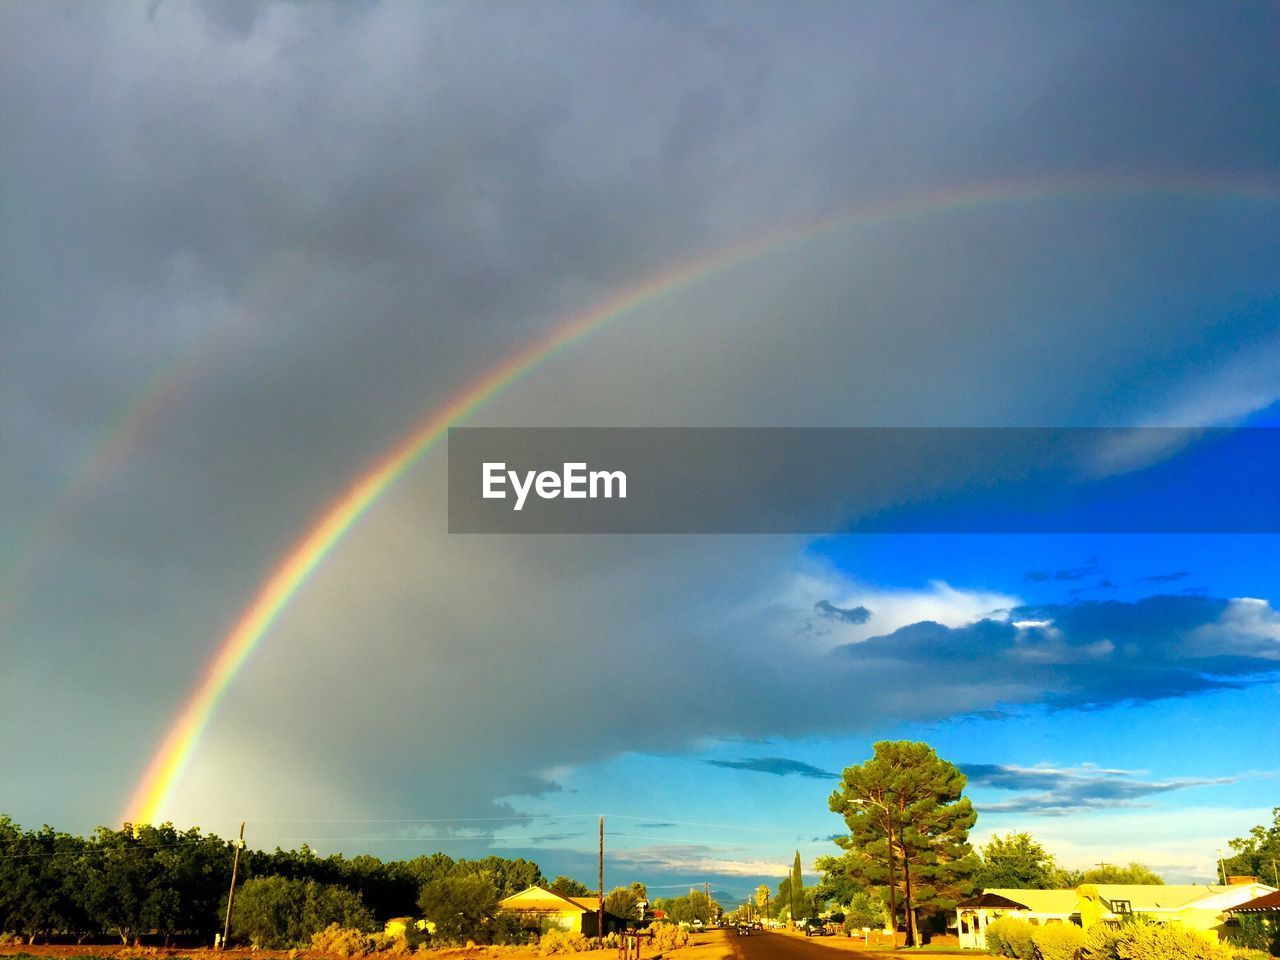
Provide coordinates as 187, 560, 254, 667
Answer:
124, 174, 1280, 825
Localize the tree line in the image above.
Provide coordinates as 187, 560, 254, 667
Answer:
0, 816, 546, 947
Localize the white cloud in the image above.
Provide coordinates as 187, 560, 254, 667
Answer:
780, 570, 1020, 649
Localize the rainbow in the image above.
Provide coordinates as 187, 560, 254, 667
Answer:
123, 174, 1280, 824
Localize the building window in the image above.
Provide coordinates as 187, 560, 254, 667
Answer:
1111, 900, 1132, 915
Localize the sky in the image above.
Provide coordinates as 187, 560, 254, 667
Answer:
2, 0, 1280, 905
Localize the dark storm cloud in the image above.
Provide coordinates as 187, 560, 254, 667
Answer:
833, 595, 1280, 711
3, 0, 1280, 837
814, 600, 872, 624
961, 763, 1254, 816
707, 758, 839, 780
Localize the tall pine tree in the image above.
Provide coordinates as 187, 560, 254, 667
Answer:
829, 741, 977, 947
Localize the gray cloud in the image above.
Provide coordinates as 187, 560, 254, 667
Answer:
961, 763, 1259, 816
814, 600, 872, 624
1140, 571, 1190, 584
1025, 560, 1100, 582
707, 758, 839, 780
2, 0, 1279, 841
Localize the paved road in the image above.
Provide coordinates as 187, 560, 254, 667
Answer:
724, 928, 879, 960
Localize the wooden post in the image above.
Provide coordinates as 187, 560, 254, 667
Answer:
221, 821, 245, 950
598, 816, 604, 947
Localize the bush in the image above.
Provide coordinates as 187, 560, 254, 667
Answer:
489, 911, 535, 946
987, 917, 1036, 958
367, 932, 412, 955
1113, 924, 1225, 960
648, 922, 690, 952
311, 923, 373, 958
843, 892, 886, 933
1033, 924, 1086, 960
418, 875, 500, 944
539, 929, 591, 955
1081, 924, 1125, 960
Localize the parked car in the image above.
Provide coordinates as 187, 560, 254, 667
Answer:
802, 919, 830, 937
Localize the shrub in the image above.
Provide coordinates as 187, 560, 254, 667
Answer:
311, 923, 373, 958
418, 875, 500, 945
489, 911, 535, 946
1033, 924, 1086, 960
648, 922, 690, 952
1113, 924, 1225, 960
987, 917, 1036, 958
1081, 924, 1125, 960
843, 892, 886, 933
538, 929, 590, 955
1224, 950, 1272, 960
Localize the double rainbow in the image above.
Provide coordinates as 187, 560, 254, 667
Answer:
123, 174, 1279, 824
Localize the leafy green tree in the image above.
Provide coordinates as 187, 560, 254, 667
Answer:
418, 874, 500, 943
603, 887, 640, 924
814, 852, 866, 908
829, 741, 978, 947
459, 855, 542, 898
754, 884, 770, 920
231, 875, 374, 948
975, 833, 1061, 890
843, 891, 886, 932
629, 882, 648, 903
1223, 808, 1280, 887
653, 890, 716, 925
1077, 862, 1163, 885
81, 824, 169, 945
549, 876, 590, 896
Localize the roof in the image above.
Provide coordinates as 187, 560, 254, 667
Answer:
972, 884, 1278, 918
956, 893, 1031, 910
499, 886, 592, 913
1227, 890, 1280, 914
983, 889, 1082, 915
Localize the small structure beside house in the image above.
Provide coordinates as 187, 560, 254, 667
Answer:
1224, 888, 1280, 946
955, 880, 1277, 949
499, 885, 624, 937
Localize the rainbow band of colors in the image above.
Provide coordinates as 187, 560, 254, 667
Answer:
124, 174, 1280, 825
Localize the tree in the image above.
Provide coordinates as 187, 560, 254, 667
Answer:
791, 851, 803, 923
653, 890, 716, 925
814, 852, 866, 907
418, 874, 500, 943
1078, 862, 1163, 885
843, 891, 887, 932
231, 875, 374, 948
603, 887, 640, 924
829, 741, 978, 947
629, 882, 648, 903
1223, 808, 1280, 887
754, 884, 770, 921
975, 833, 1061, 890
549, 876, 590, 897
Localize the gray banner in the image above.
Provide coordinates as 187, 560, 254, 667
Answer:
447, 427, 1280, 533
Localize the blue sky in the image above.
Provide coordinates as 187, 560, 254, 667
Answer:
3, 0, 1279, 909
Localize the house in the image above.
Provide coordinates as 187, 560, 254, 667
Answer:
498, 885, 624, 936
955, 880, 1277, 949
383, 917, 433, 938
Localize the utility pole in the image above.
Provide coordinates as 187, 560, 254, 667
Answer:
221, 821, 245, 950
704, 882, 711, 925
598, 816, 604, 948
